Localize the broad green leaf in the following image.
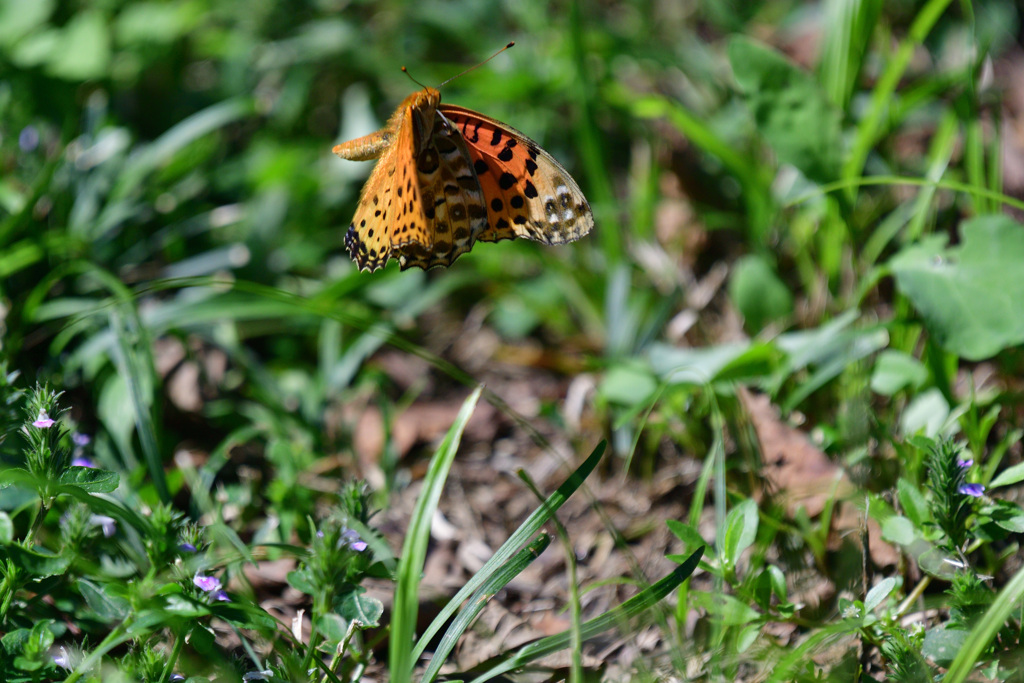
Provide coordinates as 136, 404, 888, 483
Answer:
0, 511, 12, 543
864, 577, 896, 613
924, 627, 969, 667
729, 254, 793, 332
77, 579, 130, 623
729, 36, 842, 184
0, 544, 70, 577
990, 461, 1024, 489
870, 350, 928, 396
896, 478, 929, 527
339, 590, 383, 628
58, 466, 119, 493
599, 361, 658, 406
889, 215, 1024, 360
880, 516, 916, 546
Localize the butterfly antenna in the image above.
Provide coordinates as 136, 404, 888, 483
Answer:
401, 66, 429, 90
438, 42, 515, 88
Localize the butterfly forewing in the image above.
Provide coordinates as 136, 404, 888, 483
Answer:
339, 99, 436, 271
399, 109, 489, 270
439, 105, 594, 246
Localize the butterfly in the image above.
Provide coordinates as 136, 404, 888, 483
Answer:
332, 78, 593, 271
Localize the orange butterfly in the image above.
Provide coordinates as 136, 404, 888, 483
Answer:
332, 57, 593, 271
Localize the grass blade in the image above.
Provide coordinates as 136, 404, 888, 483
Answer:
390, 385, 482, 683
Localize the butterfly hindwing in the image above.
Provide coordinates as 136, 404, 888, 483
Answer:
439, 105, 594, 246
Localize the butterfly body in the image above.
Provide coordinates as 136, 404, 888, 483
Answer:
333, 87, 593, 271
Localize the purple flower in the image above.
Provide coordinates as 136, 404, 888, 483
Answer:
19, 126, 39, 152
341, 528, 367, 552
959, 483, 985, 497
212, 590, 230, 602
72, 433, 91, 447
957, 458, 974, 469
52, 647, 70, 670
91, 515, 117, 537
170, 675, 185, 682
71, 456, 95, 468
193, 573, 222, 592
33, 411, 55, 428
179, 542, 197, 553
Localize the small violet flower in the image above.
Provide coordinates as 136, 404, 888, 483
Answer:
33, 410, 55, 428
342, 528, 368, 552
959, 483, 985, 497
91, 515, 117, 538
957, 458, 974, 469
179, 542, 197, 553
72, 432, 91, 447
71, 456, 95, 468
169, 675, 185, 683
193, 573, 222, 593
212, 590, 230, 602
52, 647, 71, 670
19, 126, 39, 152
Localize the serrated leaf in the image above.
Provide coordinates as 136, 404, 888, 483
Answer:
889, 215, 1024, 360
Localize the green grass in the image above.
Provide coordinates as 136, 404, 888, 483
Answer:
3, 0, 1024, 680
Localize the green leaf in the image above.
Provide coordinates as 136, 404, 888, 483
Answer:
896, 478, 929, 527
990, 461, 1024, 489
666, 520, 705, 556
692, 591, 761, 625
0, 511, 12, 543
864, 577, 895, 613
339, 590, 383, 628
78, 579, 130, 622
58, 466, 119, 493
45, 9, 111, 81
0, 0, 54, 47
729, 36, 842, 184
880, 516, 916, 546
870, 350, 928, 396
0, 544, 70, 577
729, 255, 794, 332
722, 499, 759, 567
923, 627, 969, 667
889, 215, 1024, 360
316, 613, 348, 642
598, 361, 658, 406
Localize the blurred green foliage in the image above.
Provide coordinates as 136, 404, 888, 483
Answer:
4, 0, 1024, 679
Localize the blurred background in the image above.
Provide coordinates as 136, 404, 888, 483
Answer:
3, 0, 1024, 676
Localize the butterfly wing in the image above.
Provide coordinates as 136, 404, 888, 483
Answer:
396, 106, 489, 270
343, 102, 432, 272
438, 105, 594, 246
